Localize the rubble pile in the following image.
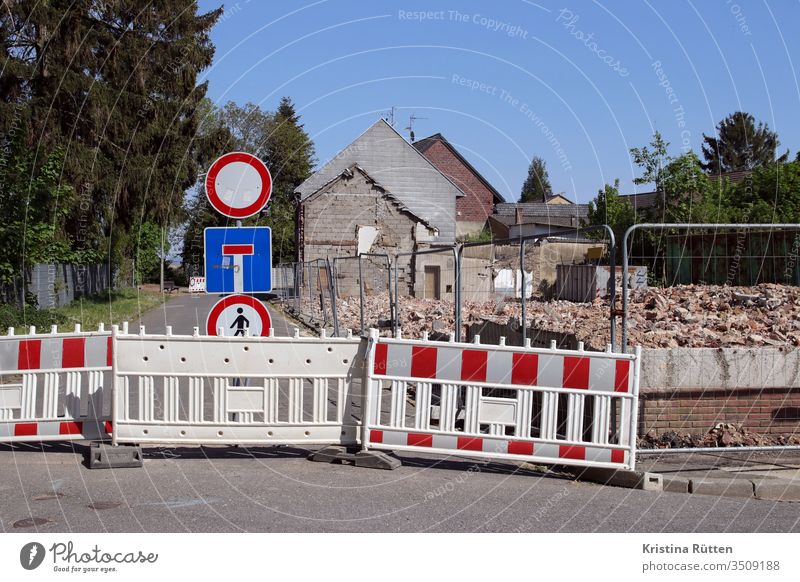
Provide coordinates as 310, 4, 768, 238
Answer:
638, 423, 800, 449
290, 284, 800, 348
625, 284, 800, 349
467, 283, 800, 349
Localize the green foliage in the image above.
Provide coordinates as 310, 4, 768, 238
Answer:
725, 161, 800, 223
459, 227, 493, 243
0, 303, 69, 332
0, 0, 221, 279
656, 152, 728, 224
584, 180, 635, 242
129, 222, 167, 284
0, 138, 101, 286
630, 131, 671, 193
520, 156, 552, 203
701, 111, 788, 174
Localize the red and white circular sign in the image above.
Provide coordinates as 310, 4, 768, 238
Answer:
205, 152, 272, 219
206, 294, 272, 337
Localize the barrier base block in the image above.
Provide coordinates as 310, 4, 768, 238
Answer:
567, 466, 663, 491
308, 446, 400, 470
88, 442, 143, 469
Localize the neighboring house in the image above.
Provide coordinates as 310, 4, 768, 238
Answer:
544, 193, 574, 205
413, 133, 504, 237
489, 202, 589, 239
294, 119, 465, 298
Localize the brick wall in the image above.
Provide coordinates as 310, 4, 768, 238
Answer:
639, 347, 800, 436
418, 140, 495, 227
640, 388, 800, 435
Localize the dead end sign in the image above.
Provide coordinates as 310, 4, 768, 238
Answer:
205, 152, 272, 218
206, 294, 271, 337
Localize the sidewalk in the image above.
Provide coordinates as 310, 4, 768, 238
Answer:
635, 449, 800, 501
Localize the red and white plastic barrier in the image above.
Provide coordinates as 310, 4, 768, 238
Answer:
0, 325, 113, 443
111, 325, 364, 447
364, 330, 641, 471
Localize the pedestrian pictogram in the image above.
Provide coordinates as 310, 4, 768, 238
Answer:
205, 152, 272, 219
231, 307, 249, 336
205, 294, 271, 337
204, 226, 271, 294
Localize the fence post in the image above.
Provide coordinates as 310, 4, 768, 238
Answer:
327, 257, 340, 337
520, 239, 527, 346
357, 256, 365, 335
393, 257, 400, 338
455, 245, 463, 342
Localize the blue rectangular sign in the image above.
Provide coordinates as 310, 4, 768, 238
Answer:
204, 226, 272, 294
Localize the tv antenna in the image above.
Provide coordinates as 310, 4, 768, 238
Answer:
405, 113, 427, 142
381, 106, 396, 127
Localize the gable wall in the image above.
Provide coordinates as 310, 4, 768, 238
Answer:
417, 140, 495, 235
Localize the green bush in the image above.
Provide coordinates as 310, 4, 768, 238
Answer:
0, 303, 69, 333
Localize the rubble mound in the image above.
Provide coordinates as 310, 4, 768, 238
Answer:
638, 423, 800, 449
294, 283, 800, 349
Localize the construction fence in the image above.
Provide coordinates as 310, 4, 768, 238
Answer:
275, 224, 800, 357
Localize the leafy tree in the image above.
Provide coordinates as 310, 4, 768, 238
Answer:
0, 134, 100, 298
130, 222, 167, 284
725, 160, 800, 223
658, 152, 728, 223
630, 131, 671, 194
519, 156, 552, 202
701, 111, 788, 174
584, 180, 635, 242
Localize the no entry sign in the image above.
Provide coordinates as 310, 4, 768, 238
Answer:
205, 152, 272, 219
205, 294, 272, 337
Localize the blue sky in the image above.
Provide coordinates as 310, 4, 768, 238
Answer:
196, 0, 799, 203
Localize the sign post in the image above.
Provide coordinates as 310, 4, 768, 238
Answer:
204, 227, 272, 294
205, 152, 272, 219
206, 294, 272, 337
201, 151, 273, 336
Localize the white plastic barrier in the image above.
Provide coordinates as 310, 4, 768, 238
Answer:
112, 326, 364, 446
0, 325, 113, 442
363, 330, 641, 470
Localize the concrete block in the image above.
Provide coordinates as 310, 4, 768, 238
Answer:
570, 467, 663, 491
753, 479, 800, 502
689, 478, 754, 498
663, 476, 691, 494
87, 442, 143, 469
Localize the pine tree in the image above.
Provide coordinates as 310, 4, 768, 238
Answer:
1, 0, 221, 276
701, 112, 788, 174
519, 156, 552, 202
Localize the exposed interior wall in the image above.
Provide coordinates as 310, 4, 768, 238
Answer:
300, 169, 431, 298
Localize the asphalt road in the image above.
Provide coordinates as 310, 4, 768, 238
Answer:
2, 294, 799, 533
2, 442, 799, 533
133, 292, 300, 336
